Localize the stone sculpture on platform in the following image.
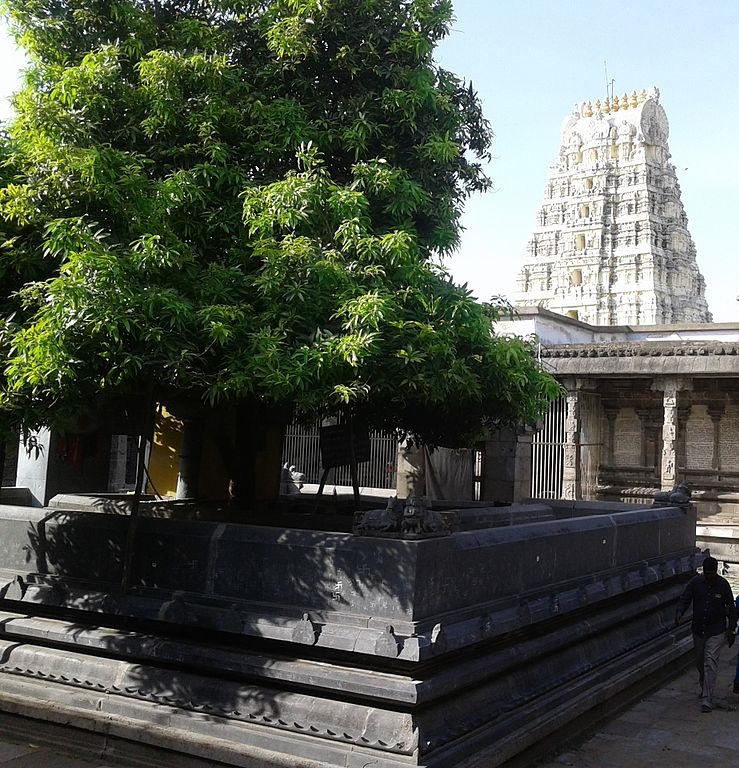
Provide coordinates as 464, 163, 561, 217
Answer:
279, 462, 306, 495
353, 493, 457, 537
653, 482, 692, 507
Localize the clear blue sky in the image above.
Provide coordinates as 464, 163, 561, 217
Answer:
435, 0, 739, 321
2, 2, 738, 321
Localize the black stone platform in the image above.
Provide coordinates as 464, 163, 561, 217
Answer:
0, 499, 698, 767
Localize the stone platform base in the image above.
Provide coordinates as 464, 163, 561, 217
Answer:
0, 500, 699, 766
0, 592, 692, 768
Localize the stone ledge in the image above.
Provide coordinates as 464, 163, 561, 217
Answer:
541, 341, 739, 358
0, 608, 695, 767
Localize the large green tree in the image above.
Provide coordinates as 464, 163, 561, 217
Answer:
0, 0, 559, 495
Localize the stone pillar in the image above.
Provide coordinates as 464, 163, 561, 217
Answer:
649, 378, 692, 491
707, 403, 725, 472
677, 405, 691, 477
604, 407, 618, 466
650, 378, 694, 491
562, 386, 581, 500
513, 431, 535, 502
635, 408, 655, 468
480, 429, 515, 503
108, 435, 131, 492
480, 428, 535, 504
396, 442, 425, 499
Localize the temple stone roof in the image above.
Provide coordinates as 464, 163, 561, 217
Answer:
496, 307, 739, 378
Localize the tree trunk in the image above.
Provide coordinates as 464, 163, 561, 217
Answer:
176, 417, 205, 500
121, 386, 155, 591
225, 405, 258, 508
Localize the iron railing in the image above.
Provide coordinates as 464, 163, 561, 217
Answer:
282, 420, 398, 490
531, 396, 566, 499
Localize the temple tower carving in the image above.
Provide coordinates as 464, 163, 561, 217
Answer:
515, 88, 711, 325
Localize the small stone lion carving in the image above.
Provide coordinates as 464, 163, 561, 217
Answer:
653, 482, 691, 506
354, 497, 403, 534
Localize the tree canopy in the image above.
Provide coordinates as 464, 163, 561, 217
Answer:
0, 0, 559, 448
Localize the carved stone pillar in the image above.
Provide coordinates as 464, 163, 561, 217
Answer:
652, 378, 692, 491
396, 442, 425, 498
562, 387, 581, 501
660, 388, 678, 491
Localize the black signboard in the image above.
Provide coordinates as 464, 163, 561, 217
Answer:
319, 422, 370, 469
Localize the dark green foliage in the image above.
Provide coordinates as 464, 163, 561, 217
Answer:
0, 0, 559, 447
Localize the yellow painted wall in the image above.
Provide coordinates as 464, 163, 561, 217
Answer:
147, 404, 284, 502
147, 407, 183, 498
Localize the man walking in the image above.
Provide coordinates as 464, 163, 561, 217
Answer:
676, 555, 737, 712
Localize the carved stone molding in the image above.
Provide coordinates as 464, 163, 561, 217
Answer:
542, 342, 738, 359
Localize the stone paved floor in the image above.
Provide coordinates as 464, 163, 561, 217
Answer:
535, 646, 739, 767
0, 739, 119, 768
1, 653, 738, 767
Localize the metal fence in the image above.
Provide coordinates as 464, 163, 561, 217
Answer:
282, 420, 398, 490
474, 447, 483, 501
531, 396, 566, 499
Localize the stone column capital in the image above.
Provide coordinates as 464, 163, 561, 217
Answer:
707, 404, 725, 422
651, 376, 693, 394
603, 406, 619, 421
635, 407, 660, 428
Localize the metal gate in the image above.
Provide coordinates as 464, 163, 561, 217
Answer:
531, 396, 566, 499
282, 420, 398, 490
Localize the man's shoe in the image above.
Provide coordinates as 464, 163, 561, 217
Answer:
701, 704, 713, 713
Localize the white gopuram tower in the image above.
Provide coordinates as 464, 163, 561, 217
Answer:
515, 88, 711, 325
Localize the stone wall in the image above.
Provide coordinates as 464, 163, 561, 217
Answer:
14, 429, 112, 506
686, 405, 714, 470
720, 404, 739, 471
613, 407, 642, 466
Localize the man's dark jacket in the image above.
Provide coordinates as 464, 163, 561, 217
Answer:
678, 574, 738, 638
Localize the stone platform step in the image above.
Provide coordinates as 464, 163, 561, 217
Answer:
1, 658, 737, 768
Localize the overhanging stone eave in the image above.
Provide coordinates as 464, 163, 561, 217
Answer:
542, 357, 739, 376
